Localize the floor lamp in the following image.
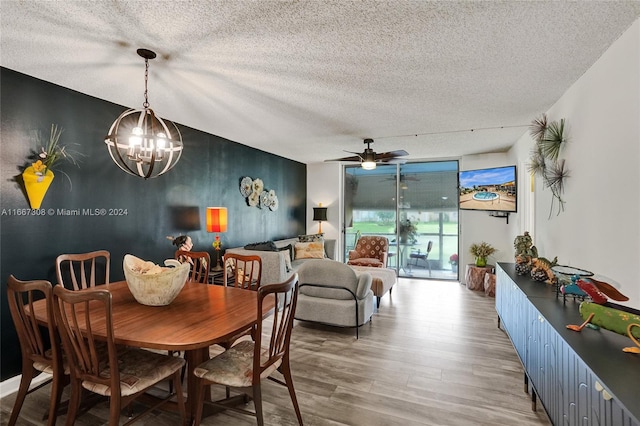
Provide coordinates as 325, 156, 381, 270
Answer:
206, 207, 228, 271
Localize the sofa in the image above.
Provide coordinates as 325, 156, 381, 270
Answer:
226, 238, 336, 286
295, 259, 373, 338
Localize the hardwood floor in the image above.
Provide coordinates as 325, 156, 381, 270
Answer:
0, 278, 551, 425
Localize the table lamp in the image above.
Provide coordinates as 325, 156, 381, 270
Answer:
312, 203, 328, 233
206, 207, 228, 271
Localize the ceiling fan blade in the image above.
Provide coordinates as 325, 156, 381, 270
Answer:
376, 150, 409, 160
380, 158, 407, 164
325, 154, 362, 162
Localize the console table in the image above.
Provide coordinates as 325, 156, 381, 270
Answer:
496, 263, 639, 426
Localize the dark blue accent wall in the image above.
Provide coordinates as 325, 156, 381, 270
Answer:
0, 67, 306, 380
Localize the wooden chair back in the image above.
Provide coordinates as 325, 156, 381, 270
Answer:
53, 286, 118, 391
55, 250, 110, 290
7, 275, 65, 426
175, 250, 210, 283
223, 253, 262, 290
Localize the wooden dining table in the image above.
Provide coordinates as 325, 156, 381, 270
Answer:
30, 280, 274, 422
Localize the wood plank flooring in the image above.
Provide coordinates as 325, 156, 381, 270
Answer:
0, 278, 551, 425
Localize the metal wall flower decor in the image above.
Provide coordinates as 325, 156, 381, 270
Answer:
528, 113, 570, 218
239, 176, 278, 211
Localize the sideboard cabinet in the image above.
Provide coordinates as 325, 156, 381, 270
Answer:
496, 263, 639, 426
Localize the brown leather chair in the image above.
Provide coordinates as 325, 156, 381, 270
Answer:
53, 285, 186, 425
6, 276, 68, 426
347, 235, 389, 268
175, 250, 210, 283
55, 250, 110, 290
192, 274, 303, 426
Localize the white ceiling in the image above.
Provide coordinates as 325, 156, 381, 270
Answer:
2, 1, 639, 165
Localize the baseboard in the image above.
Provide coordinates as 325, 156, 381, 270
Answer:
0, 373, 51, 399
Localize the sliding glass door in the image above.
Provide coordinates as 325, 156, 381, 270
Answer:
344, 161, 459, 280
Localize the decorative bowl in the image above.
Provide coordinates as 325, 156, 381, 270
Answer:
123, 254, 190, 306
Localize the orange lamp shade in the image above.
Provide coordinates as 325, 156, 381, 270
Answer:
206, 207, 228, 233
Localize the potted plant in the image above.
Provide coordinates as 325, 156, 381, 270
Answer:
469, 242, 496, 267
398, 218, 417, 244
449, 253, 458, 273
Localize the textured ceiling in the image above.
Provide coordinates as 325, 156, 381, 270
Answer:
1, 1, 639, 165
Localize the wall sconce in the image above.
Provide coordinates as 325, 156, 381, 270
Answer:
104, 48, 183, 179
312, 203, 328, 233
206, 207, 228, 271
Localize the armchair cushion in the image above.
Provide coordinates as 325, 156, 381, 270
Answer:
347, 236, 389, 268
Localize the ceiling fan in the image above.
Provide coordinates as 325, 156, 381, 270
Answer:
325, 138, 408, 170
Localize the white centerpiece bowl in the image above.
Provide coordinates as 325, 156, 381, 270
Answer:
123, 254, 190, 306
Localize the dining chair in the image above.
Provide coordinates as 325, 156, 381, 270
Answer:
6, 276, 68, 426
55, 250, 110, 290
52, 285, 186, 426
408, 240, 433, 276
223, 252, 262, 290
175, 250, 210, 283
192, 273, 303, 426
218, 253, 264, 350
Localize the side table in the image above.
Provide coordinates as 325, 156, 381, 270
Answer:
465, 264, 494, 291
209, 269, 232, 285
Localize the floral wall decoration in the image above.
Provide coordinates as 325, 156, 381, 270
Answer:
19, 123, 81, 209
528, 113, 570, 218
239, 176, 279, 211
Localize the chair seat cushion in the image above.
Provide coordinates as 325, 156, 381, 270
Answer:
82, 347, 185, 397
193, 340, 281, 388
34, 348, 70, 375
348, 258, 383, 267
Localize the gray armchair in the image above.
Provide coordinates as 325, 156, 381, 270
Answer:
295, 259, 373, 338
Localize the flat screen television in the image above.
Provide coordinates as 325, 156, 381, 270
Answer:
459, 165, 517, 212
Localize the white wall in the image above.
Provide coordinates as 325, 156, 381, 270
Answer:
510, 19, 640, 308
306, 162, 342, 256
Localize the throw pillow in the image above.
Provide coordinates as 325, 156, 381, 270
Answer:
295, 241, 325, 259
277, 244, 294, 264
277, 244, 294, 271
298, 233, 324, 243
244, 241, 277, 251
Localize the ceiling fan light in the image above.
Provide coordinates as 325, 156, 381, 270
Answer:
361, 160, 376, 170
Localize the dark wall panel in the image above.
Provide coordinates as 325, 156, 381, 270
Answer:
0, 67, 306, 380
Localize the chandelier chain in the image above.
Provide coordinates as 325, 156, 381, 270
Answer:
143, 58, 150, 109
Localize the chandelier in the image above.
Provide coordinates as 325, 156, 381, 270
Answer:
104, 48, 183, 179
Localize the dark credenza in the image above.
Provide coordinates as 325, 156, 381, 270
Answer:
496, 263, 640, 426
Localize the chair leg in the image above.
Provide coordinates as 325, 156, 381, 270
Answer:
109, 393, 121, 426
65, 380, 83, 426
8, 365, 34, 426
172, 370, 186, 425
280, 361, 303, 425
193, 379, 206, 426
253, 382, 264, 426
46, 373, 66, 426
